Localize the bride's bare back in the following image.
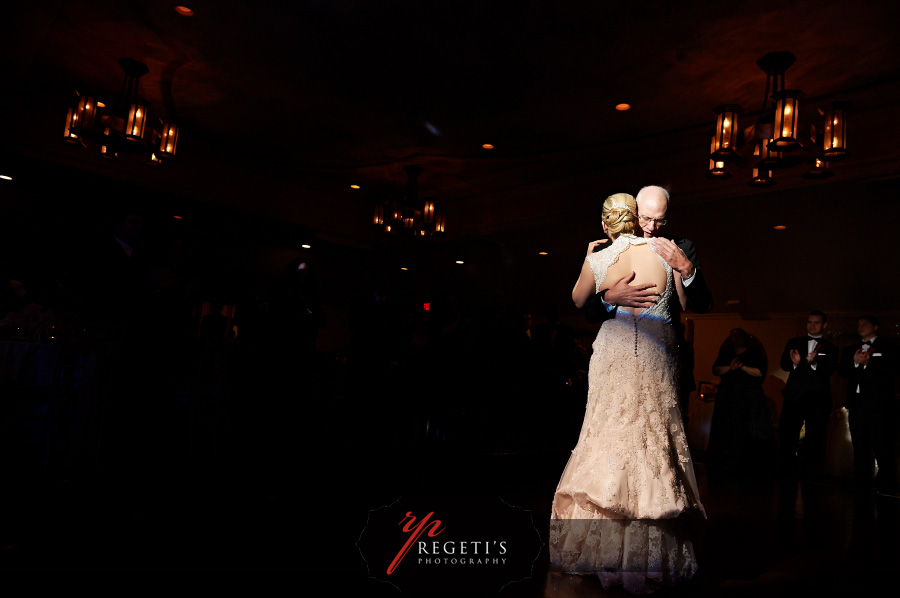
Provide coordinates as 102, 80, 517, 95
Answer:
601, 243, 667, 316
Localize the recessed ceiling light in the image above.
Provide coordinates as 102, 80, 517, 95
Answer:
482, 143, 494, 150
0, 175, 12, 181
538, 251, 548, 255
173, 215, 183, 219
400, 267, 408, 271
350, 184, 360, 189
455, 260, 464, 264
615, 103, 631, 111
175, 6, 194, 16
773, 225, 787, 230
301, 244, 311, 249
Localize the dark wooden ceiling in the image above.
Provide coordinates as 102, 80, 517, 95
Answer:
3, 1, 898, 233
2, 0, 900, 308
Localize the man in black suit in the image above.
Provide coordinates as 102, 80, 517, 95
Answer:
838, 315, 899, 493
778, 311, 839, 477
583, 186, 712, 425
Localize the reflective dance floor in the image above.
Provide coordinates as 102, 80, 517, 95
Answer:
1, 447, 897, 596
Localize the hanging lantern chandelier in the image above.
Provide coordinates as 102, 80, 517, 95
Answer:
62, 58, 180, 167
372, 165, 446, 238
706, 51, 852, 186
821, 101, 851, 160
706, 136, 730, 179
711, 105, 741, 161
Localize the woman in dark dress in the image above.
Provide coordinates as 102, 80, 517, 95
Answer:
707, 328, 775, 467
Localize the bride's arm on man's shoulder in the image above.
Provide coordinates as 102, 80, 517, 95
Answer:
572, 258, 597, 309
573, 240, 607, 308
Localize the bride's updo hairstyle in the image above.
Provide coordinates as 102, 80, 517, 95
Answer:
601, 193, 637, 239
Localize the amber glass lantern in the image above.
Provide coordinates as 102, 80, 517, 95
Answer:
99, 127, 117, 160
706, 136, 730, 178
389, 196, 403, 226
422, 198, 435, 225
402, 208, 415, 233
749, 167, 775, 187
434, 208, 447, 236
711, 105, 741, 161
125, 101, 148, 142
822, 101, 851, 160
803, 158, 834, 180
772, 90, 803, 151
159, 122, 179, 158
757, 138, 781, 167
62, 108, 80, 143
373, 203, 385, 227
72, 95, 97, 131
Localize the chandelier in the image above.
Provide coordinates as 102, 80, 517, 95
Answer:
707, 51, 851, 186
62, 58, 180, 167
373, 165, 446, 237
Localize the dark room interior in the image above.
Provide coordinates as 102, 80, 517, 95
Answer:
2, 1, 899, 595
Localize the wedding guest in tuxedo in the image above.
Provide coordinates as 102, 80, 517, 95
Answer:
778, 311, 839, 477
583, 185, 712, 428
839, 316, 899, 493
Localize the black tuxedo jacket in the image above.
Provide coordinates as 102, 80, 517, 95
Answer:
779, 336, 838, 401
583, 232, 712, 325
838, 337, 899, 413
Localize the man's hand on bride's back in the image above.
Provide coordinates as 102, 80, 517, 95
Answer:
604, 271, 658, 308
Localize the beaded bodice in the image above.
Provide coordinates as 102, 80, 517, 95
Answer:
585, 234, 675, 324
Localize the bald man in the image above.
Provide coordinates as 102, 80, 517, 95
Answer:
584, 186, 711, 319
583, 185, 713, 424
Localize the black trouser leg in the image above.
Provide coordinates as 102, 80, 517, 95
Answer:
848, 409, 875, 487
778, 398, 804, 474
872, 414, 899, 491
802, 400, 831, 476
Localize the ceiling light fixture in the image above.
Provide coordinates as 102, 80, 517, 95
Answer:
175, 6, 194, 17
372, 165, 446, 238
707, 51, 851, 186
482, 143, 494, 149
615, 103, 631, 111
350, 184, 360, 189
0, 175, 12, 181
706, 135, 731, 179
62, 58, 181, 167
803, 157, 834, 180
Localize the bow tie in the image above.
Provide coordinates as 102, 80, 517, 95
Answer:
807, 336, 821, 342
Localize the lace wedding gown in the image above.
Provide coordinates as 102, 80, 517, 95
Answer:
550, 235, 706, 594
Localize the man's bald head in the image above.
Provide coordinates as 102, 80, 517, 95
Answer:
635, 186, 669, 237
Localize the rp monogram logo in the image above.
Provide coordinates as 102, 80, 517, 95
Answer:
387, 511, 446, 575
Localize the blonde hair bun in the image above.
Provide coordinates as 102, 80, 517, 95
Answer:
602, 193, 637, 238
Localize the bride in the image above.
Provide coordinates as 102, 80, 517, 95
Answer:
549, 193, 706, 594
